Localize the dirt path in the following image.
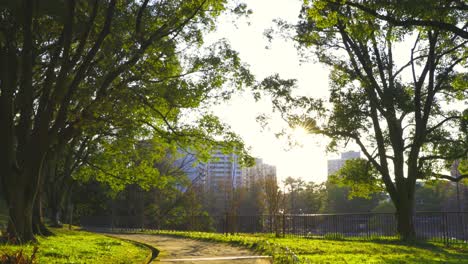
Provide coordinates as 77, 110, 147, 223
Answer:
107, 233, 272, 264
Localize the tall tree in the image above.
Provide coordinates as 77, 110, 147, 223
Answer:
330, 0, 468, 39
263, 176, 282, 236
283, 177, 305, 214
261, 0, 467, 239
0, 0, 252, 242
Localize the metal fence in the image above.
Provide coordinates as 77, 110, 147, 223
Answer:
81, 212, 468, 244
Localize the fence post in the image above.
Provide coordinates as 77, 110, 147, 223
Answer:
367, 215, 370, 239
463, 212, 467, 242
444, 213, 449, 245
282, 213, 286, 238
224, 212, 228, 235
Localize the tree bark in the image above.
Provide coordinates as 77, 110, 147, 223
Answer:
49, 204, 63, 228
395, 202, 415, 240
392, 182, 416, 240
6, 180, 36, 243
32, 192, 53, 236
5, 149, 47, 243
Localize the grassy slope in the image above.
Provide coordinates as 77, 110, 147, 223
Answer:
0, 228, 150, 263
148, 230, 468, 264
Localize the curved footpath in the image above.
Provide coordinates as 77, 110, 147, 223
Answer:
106, 233, 272, 264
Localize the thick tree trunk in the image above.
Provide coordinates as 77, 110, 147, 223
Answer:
396, 208, 415, 240
6, 183, 35, 243
394, 194, 416, 240
32, 155, 54, 236
5, 151, 46, 243
32, 192, 53, 236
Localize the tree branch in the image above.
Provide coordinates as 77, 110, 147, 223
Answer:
341, 0, 468, 39
431, 173, 468, 182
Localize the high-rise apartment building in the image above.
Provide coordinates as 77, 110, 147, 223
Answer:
327, 151, 360, 176
203, 150, 242, 192
178, 149, 277, 214
241, 158, 277, 189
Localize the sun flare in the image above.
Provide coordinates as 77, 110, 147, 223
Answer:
292, 126, 310, 141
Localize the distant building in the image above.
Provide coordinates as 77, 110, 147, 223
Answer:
451, 160, 462, 178
241, 158, 277, 190
327, 151, 360, 176
196, 150, 242, 214
341, 151, 360, 160
450, 160, 468, 212
176, 148, 277, 213
194, 150, 243, 193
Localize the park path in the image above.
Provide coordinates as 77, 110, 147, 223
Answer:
107, 233, 272, 264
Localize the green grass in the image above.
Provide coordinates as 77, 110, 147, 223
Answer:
0, 227, 151, 263
143, 230, 468, 264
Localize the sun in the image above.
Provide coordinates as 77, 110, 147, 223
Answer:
292, 126, 310, 141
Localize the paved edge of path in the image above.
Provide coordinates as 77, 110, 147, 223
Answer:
100, 232, 160, 264
161, 256, 273, 262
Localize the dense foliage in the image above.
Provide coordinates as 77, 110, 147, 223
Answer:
0, 0, 253, 243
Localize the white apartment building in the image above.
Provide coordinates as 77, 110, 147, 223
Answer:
327, 151, 360, 176
203, 150, 242, 192
241, 158, 277, 189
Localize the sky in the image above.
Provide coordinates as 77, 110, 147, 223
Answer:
205, 0, 348, 184
199, 0, 464, 184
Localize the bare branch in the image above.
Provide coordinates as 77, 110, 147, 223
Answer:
430, 173, 468, 182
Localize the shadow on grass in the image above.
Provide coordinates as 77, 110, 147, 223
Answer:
306, 235, 467, 258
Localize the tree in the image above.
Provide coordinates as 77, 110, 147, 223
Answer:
283, 177, 305, 214
263, 176, 282, 236
261, 0, 467, 239
299, 181, 325, 213
414, 181, 459, 211
329, 0, 468, 39
320, 182, 383, 214
0, 0, 252, 242
329, 159, 384, 199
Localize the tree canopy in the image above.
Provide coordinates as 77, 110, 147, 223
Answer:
260, 0, 467, 239
0, 0, 253, 242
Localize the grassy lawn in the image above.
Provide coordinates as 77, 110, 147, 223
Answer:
0, 227, 151, 263
145, 230, 468, 264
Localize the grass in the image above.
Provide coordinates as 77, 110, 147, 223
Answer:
0, 227, 151, 263
142, 230, 468, 264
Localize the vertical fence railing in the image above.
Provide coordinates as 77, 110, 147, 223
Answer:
80, 212, 468, 244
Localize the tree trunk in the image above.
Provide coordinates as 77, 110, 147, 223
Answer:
5, 150, 47, 243
6, 183, 35, 243
395, 195, 416, 240
49, 203, 63, 228
32, 155, 54, 236
32, 192, 53, 236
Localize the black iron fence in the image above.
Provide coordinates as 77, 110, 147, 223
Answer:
81, 212, 468, 244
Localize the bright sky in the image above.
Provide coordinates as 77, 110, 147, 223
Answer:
206, 0, 342, 184
201, 0, 465, 184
